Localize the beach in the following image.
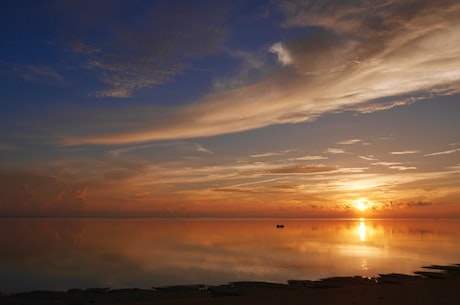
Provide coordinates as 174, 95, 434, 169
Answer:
2, 264, 459, 305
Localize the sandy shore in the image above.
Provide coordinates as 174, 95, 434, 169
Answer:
2, 264, 460, 305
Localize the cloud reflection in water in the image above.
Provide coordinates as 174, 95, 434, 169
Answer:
1, 218, 459, 293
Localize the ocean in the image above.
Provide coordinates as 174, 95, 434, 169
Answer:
1, 217, 459, 293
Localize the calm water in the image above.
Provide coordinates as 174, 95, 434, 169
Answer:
1, 218, 459, 293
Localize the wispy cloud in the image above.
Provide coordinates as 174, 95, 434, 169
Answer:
67, 2, 228, 97
371, 162, 417, 170
404, 201, 433, 208
2, 62, 64, 83
390, 150, 421, 155
240, 165, 337, 176
250, 149, 294, 158
325, 148, 347, 154
108, 142, 213, 157
108, 144, 156, 157
336, 167, 369, 173
337, 139, 362, 145
269, 42, 293, 66
359, 155, 377, 161
425, 148, 460, 156
352, 96, 423, 114
389, 166, 417, 171
289, 155, 328, 161
194, 144, 214, 154
213, 48, 272, 91
448, 164, 460, 171
23, 65, 64, 82
250, 152, 280, 158
372, 162, 402, 166
61, 0, 460, 145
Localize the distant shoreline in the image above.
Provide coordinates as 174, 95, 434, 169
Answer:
2, 264, 460, 305
1, 216, 460, 220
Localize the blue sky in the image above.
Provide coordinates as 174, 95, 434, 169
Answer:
1, 0, 460, 217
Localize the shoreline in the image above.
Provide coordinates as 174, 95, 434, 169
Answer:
2, 264, 460, 305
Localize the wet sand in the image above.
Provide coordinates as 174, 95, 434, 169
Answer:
2, 264, 459, 305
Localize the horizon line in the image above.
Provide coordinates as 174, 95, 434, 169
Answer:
1, 215, 459, 221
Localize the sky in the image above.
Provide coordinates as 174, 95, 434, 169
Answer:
1, 0, 459, 218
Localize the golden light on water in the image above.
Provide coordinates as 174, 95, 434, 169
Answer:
2, 218, 460, 293
358, 219, 367, 242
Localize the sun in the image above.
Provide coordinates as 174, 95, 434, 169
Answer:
353, 198, 369, 212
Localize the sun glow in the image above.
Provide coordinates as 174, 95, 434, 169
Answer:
353, 198, 370, 212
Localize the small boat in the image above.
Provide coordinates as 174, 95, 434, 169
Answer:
276, 224, 285, 228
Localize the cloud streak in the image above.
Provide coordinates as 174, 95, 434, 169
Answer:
289, 155, 328, 161
425, 148, 460, 156
337, 139, 362, 145
325, 148, 347, 154
1, 62, 64, 83
390, 150, 421, 155
61, 0, 460, 145
239, 165, 337, 176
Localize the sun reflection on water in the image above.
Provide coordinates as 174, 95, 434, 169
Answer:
356, 219, 369, 271
358, 219, 367, 242
360, 258, 368, 271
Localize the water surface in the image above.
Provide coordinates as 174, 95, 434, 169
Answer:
1, 218, 459, 293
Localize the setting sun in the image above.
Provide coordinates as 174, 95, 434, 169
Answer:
354, 198, 369, 212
